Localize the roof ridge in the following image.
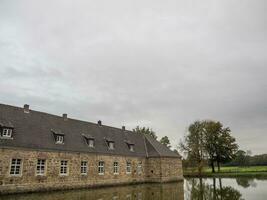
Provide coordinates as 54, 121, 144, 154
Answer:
142, 134, 149, 158
0, 103, 180, 158
0, 103, 133, 134
144, 134, 180, 158
144, 134, 161, 156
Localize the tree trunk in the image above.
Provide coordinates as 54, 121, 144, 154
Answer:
200, 177, 204, 200
219, 178, 222, 200
211, 161, 215, 173
213, 178, 216, 199
198, 160, 202, 176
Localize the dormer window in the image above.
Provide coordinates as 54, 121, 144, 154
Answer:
108, 141, 115, 150
0, 121, 14, 139
56, 135, 64, 144
88, 139, 94, 148
125, 140, 135, 152
105, 138, 115, 150
2, 128, 13, 138
51, 129, 65, 144
129, 144, 134, 152
82, 134, 95, 148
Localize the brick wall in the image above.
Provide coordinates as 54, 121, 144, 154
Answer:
0, 148, 183, 194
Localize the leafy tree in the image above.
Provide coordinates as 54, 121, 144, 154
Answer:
215, 126, 238, 171
227, 150, 250, 166
203, 120, 238, 172
203, 121, 221, 173
132, 126, 157, 139
179, 121, 206, 175
181, 120, 238, 173
235, 150, 248, 166
160, 136, 171, 148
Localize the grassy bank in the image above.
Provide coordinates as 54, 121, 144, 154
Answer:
183, 166, 267, 178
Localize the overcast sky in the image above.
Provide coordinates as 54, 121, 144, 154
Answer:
0, 0, 266, 154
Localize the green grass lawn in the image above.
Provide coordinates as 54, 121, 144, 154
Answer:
183, 166, 267, 177
204, 166, 267, 173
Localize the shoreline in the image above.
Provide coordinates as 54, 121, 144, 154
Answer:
184, 172, 267, 178
183, 166, 267, 178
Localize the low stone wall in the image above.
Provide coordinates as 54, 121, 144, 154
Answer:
0, 148, 183, 194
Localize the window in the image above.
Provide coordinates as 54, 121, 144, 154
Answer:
113, 162, 119, 174
60, 160, 68, 175
108, 142, 115, 150
137, 162, 142, 175
98, 161, 104, 175
81, 161, 88, 175
126, 161, 131, 174
2, 128, 12, 138
129, 144, 134, 152
36, 159, 46, 175
10, 159, 22, 175
125, 141, 134, 152
56, 135, 64, 144
88, 139, 94, 148
82, 134, 95, 147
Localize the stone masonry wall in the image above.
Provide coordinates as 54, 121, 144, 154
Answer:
145, 157, 183, 182
0, 148, 183, 194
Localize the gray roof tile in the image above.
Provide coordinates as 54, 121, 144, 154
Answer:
0, 103, 180, 158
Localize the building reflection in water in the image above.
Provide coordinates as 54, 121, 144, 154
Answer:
0, 182, 184, 200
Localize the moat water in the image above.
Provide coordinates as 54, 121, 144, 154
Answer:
1, 177, 267, 200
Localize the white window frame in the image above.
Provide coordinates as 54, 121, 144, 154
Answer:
129, 145, 134, 152
137, 162, 142, 175
113, 161, 119, 174
2, 128, 12, 138
56, 135, 64, 144
60, 160, 68, 175
108, 142, 115, 150
36, 159, 46, 176
10, 159, 22, 176
81, 161, 88, 175
88, 139, 94, 148
98, 161, 104, 175
126, 161, 131, 174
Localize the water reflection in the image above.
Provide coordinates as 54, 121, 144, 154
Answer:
2, 177, 267, 200
0, 182, 184, 200
236, 177, 257, 188
185, 178, 243, 200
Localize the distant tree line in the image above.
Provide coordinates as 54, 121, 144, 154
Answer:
132, 126, 172, 149
225, 150, 267, 167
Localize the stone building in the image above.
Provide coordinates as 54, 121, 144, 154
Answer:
0, 103, 183, 194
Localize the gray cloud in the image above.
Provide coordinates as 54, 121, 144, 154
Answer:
0, 0, 266, 154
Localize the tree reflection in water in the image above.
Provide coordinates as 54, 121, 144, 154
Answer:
236, 177, 257, 188
186, 178, 244, 200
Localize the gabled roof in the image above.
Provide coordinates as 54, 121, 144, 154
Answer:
144, 135, 181, 158
0, 103, 180, 158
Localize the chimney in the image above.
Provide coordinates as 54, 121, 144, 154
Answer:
23, 104, 30, 113
62, 113, 68, 121
122, 126, 126, 131
98, 120, 102, 126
